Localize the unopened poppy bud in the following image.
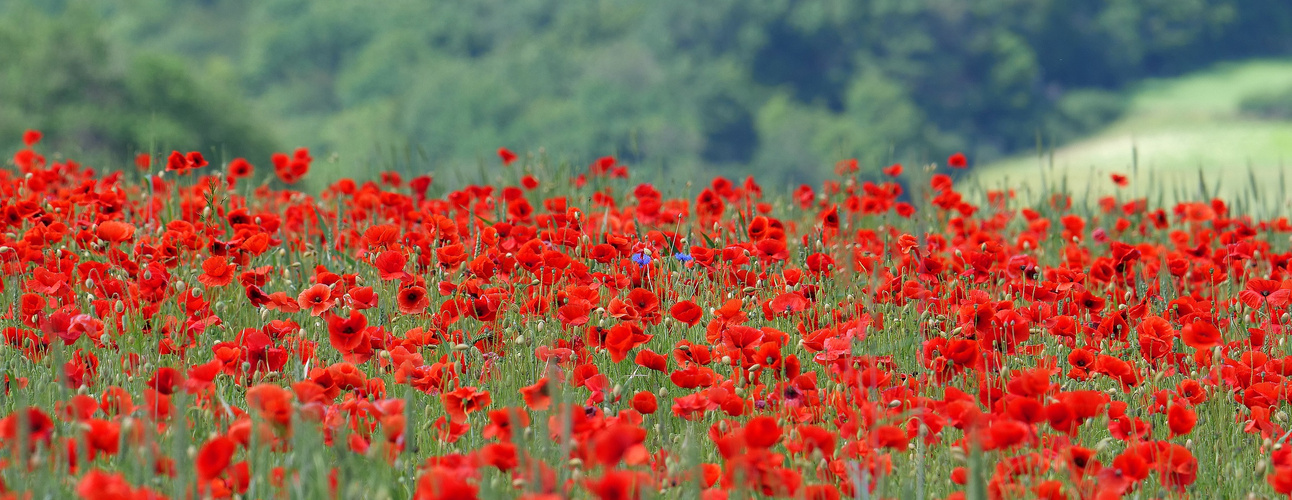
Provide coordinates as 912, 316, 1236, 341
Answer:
453, 344, 471, 352
720, 356, 732, 364
1257, 460, 1268, 475
949, 447, 965, 463
568, 458, 583, 469
513, 335, 526, 345
658, 387, 668, 397
888, 400, 901, 409
174, 281, 186, 292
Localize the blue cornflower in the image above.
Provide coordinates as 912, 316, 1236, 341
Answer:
631, 252, 652, 266
674, 253, 693, 263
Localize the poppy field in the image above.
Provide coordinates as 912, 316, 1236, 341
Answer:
2, 129, 1291, 499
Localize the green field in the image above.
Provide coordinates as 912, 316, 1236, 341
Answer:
973, 60, 1292, 207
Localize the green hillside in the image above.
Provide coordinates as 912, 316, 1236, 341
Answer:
972, 60, 1292, 206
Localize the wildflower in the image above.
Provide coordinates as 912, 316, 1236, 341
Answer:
947, 152, 968, 168
498, 147, 518, 165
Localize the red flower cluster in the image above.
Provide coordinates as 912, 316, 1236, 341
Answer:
0, 130, 1286, 498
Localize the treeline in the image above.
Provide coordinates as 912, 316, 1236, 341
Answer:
4, 0, 1292, 184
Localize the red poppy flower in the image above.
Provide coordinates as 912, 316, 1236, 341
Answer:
1240, 279, 1290, 309
521, 378, 551, 411
631, 391, 657, 414
1165, 404, 1196, 437
186, 151, 208, 169
96, 220, 136, 243
76, 471, 134, 499
22, 129, 41, 146
196, 436, 236, 481
498, 147, 518, 165
326, 310, 369, 353
1180, 320, 1222, 350
416, 466, 478, 499
744, 416, 781, 449
166, 151, 189, 172
670, 300, 703, 326
947, 152, 968, 168
198, 256, 235, 287
374, 250, 410, 281
147, 367, 181, 395
634, 349, 667, 372
245, 384, 293, 426
443, 386, 491, 423
871, 424, 909, 450
227, 158, 254, 179
397, 285, 430, 315
297, 284, 337, 316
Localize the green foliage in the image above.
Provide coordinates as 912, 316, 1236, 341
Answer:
1240, 87, 1292, 120
7, 0, 1292, 182
0, 2, 278, 166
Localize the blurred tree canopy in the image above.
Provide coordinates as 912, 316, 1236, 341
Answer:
4, 0, 1291, 183
0, 2, 278, 168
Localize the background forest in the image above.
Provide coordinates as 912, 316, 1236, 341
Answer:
4, 0, 1292, 186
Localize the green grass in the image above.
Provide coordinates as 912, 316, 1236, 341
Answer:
974, 59, 1292, 204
